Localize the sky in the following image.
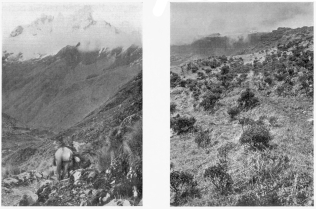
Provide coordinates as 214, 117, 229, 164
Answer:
171, 2, 314, 45
2, 2, 142, 37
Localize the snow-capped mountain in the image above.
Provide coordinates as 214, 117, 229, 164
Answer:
3, 6, 141, 60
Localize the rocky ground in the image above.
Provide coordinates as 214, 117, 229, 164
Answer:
2, 164, 142, 206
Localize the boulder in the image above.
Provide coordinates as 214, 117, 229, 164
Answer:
16, 172, 31, 182
37, 182, 53, 203
40, 179, 53, 187
18, 190, 38, 206
35, 172, 43, 179
100, 193, 111, 205
3, 177, 19, 187
71, 169, 82, 185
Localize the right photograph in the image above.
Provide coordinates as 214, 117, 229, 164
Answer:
170, 2, 313, 206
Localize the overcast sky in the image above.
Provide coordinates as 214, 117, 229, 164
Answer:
2, 2, 142, 37
171, 2, 314, 45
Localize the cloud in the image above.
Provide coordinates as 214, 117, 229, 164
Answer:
171, 2, 313, 45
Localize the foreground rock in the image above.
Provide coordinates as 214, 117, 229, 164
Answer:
33, 164, 142, 206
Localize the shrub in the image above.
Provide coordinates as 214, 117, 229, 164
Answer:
204, 68, 211, 74
179, 80, 187, 87
237, 88, 259, 110
171, 115, 196, 135
204, 163, 233, 195
264, 77, 273, 85
276, 85, 285, 96
227, 106, 240, 120
191, 66, 198, 73
220, 65, 230, 75
239, 124, 271, 150
209, 59, 221, 69
171, 72, 181, 88
195, 129, 212, 148
219, 55, 228, 63
170, 170, 200, 205
187, 79, 198, 91
192, 90, 201, 101
197, 71, 206, 80
268, 116, 278, 127
170, 103, 177, 114
209, 85, 223, 95
200, 92, 220, 111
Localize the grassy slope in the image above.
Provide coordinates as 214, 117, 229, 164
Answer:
171, 76, 313, 206
170, 27, 313, 206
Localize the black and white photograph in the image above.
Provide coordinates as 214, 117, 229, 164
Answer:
170, 2, 313, 206
2, 2, 142, 206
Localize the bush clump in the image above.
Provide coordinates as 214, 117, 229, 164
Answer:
237, 88, 259, 110
170, 170, 200, 205
239, 124, 271, 150
220, 65, 230, 75
200, 92, 220, 111
171, 72, 181, 88
195, 129, 212, 148
204, 163, 233, 195
170, 103, 177, 114
227, 106, 240, 120
171, 115, 196, 135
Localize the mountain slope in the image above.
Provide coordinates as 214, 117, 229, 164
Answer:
171, 26, 313, 63
2, 72, 142, 206
3, 45, 142, 132
3, 71, 142, 173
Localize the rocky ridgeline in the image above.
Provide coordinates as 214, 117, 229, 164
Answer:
2, 162, 142, 206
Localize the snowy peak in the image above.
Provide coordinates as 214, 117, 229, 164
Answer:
8, 7, 111, 38
70, 6, 98, 31
3, 6, 141, 60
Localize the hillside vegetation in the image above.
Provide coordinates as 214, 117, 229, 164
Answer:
170, 26, 313, 206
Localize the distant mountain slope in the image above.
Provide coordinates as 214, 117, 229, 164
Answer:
3, 45, 142, 132
171, 26, 313, 59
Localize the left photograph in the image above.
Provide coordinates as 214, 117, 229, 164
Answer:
2, 3, 142, 206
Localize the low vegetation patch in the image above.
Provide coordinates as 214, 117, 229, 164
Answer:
171, 115, 196, 135
200, 92, 220, 111
170, 103, 177, 114
194, 129, 213, 148
237, 88, 259, 110
204, 163, 233, 195
170, 170, 200, 206
227, 106, 240, 120
239, 124, 271, 151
